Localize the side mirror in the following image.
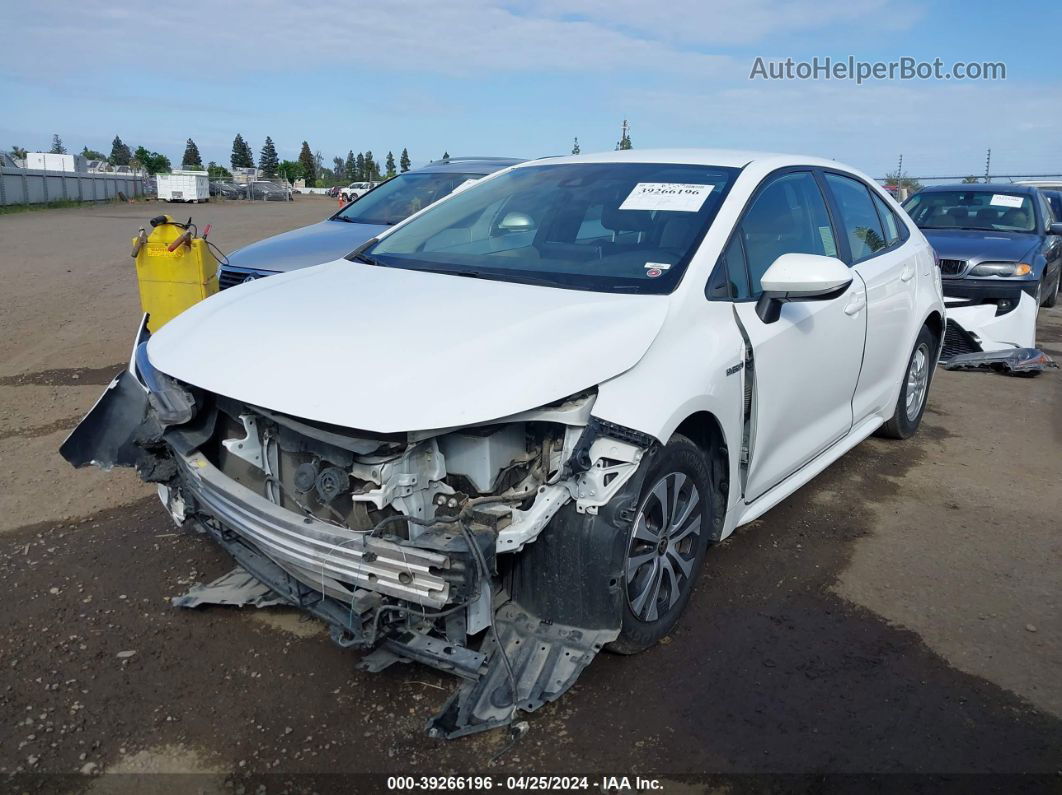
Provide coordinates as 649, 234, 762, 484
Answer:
1048, 222, 1062, 236
755, 253, 853, 323
498, 212, 534, 231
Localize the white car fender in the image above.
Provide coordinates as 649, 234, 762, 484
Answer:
591, 297, 747, 533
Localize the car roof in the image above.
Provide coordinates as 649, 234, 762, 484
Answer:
915, 183, 1039, 195
510, 147, 859, 171
415, 157, 525, 174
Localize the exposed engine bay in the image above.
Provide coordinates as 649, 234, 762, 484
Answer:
60, 324, 657, 738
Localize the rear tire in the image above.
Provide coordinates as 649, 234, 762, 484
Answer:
877, 325, 936, 439
607, 434, 715, 655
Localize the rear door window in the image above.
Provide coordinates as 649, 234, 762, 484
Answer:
824, 173, 887, 262
870, 192, 903, 247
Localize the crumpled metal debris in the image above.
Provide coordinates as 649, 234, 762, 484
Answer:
941, 347, 1059, 376
172, 566, 287, 608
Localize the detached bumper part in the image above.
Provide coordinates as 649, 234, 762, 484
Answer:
59, 370, 175, 481
941, 291, 1038, 364
941, 348, 1058, 375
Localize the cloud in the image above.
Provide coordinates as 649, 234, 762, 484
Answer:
3, 0, 924, 82
3, 0, 738, 79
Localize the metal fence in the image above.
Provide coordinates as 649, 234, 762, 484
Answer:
0, 166, 143, 206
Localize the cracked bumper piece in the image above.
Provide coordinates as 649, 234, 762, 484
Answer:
942, 291, 1037, 360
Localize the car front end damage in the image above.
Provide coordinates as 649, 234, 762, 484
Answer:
61, 325, 657, 738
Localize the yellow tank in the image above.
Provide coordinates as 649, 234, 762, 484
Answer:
132, 216, 219, 331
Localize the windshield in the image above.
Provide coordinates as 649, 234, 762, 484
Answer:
335, 171, 485, 226
362, 163, 739, 294
903, 190, 1037, 233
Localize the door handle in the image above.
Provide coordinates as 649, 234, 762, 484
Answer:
900, 264, 915, 282
844, 291, 866, 316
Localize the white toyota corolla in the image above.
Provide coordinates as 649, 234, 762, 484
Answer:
63, 149, 945, 738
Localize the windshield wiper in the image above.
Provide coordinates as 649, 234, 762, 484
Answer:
350, 252, 380, 265
333, 215, 359, 223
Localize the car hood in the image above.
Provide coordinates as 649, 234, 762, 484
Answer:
147, 261, 670, 432
921, 229, 1039, 263
226, 219, 388, 273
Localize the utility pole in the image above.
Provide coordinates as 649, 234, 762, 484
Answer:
984, 148, 992, 183
897, 153, 903, 178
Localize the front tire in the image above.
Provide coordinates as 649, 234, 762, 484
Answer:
608, 434, 714, 655
1043, 269, 1059, 308
877, 325, 935, 439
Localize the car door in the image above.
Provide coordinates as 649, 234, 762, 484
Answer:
726, 170, 867, 502
822, 171, 917, 424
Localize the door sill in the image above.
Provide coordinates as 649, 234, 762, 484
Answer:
736, 416, 883, 527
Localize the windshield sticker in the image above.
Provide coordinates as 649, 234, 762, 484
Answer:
990, 194, 1024, 208
644, 262, 672, 270
645, 267, 664, 278
818, 226, 837, 257
619, 183, 714, 212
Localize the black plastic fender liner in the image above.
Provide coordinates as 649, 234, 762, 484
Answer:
425, 455, 658, 738
509, 452, 655, 630
59, 369, 175, 481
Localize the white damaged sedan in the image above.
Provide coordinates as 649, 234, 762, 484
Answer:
62, 149, 945, 737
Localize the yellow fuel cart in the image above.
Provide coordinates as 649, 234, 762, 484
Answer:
131, 215, 219, 331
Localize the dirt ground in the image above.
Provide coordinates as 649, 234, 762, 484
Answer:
0, 199, 1059, 788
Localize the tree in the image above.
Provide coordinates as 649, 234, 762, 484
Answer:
884, 170, 922, 195
133, 146, 171, 175
400, 147, 411, 172
182, 138, 202, 167
615, 119, 632, 150
207, 161, 232, 180
332, 156, 345, 179
277, 160, 302, 183
50, 134, 66, 154
298, 141, 316, 186
571, 137, 581, 155
110, 135, 132, 165
81, 147, 106, 160
354, 152, 365, 181
231, 134, 255, 169
11, 145, 27, 160
363, 151, 378, 181
345, 150, 357, 181
258, 136, 279, 177
962, 175, 980, 184
385, 151, 396, 178
442, 151, 450, 160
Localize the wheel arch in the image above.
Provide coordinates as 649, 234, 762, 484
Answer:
923, 309, 944, 359
673, 410, 729, 540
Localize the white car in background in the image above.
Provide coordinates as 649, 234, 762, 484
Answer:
340, 181, 376, 202
62, 149, 945, 739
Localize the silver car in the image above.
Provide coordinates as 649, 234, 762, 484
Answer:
218, 157, 524, 289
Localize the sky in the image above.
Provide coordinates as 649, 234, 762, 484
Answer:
2, 0, 1060, 179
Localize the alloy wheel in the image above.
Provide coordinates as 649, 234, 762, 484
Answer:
905, 342, 931, 422
625, 472, 703, 623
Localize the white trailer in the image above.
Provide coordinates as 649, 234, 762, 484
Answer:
26, 152, 77, 172
156, 170, 210, 203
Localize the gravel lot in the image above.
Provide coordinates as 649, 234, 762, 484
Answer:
1, 198, 1059, 786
